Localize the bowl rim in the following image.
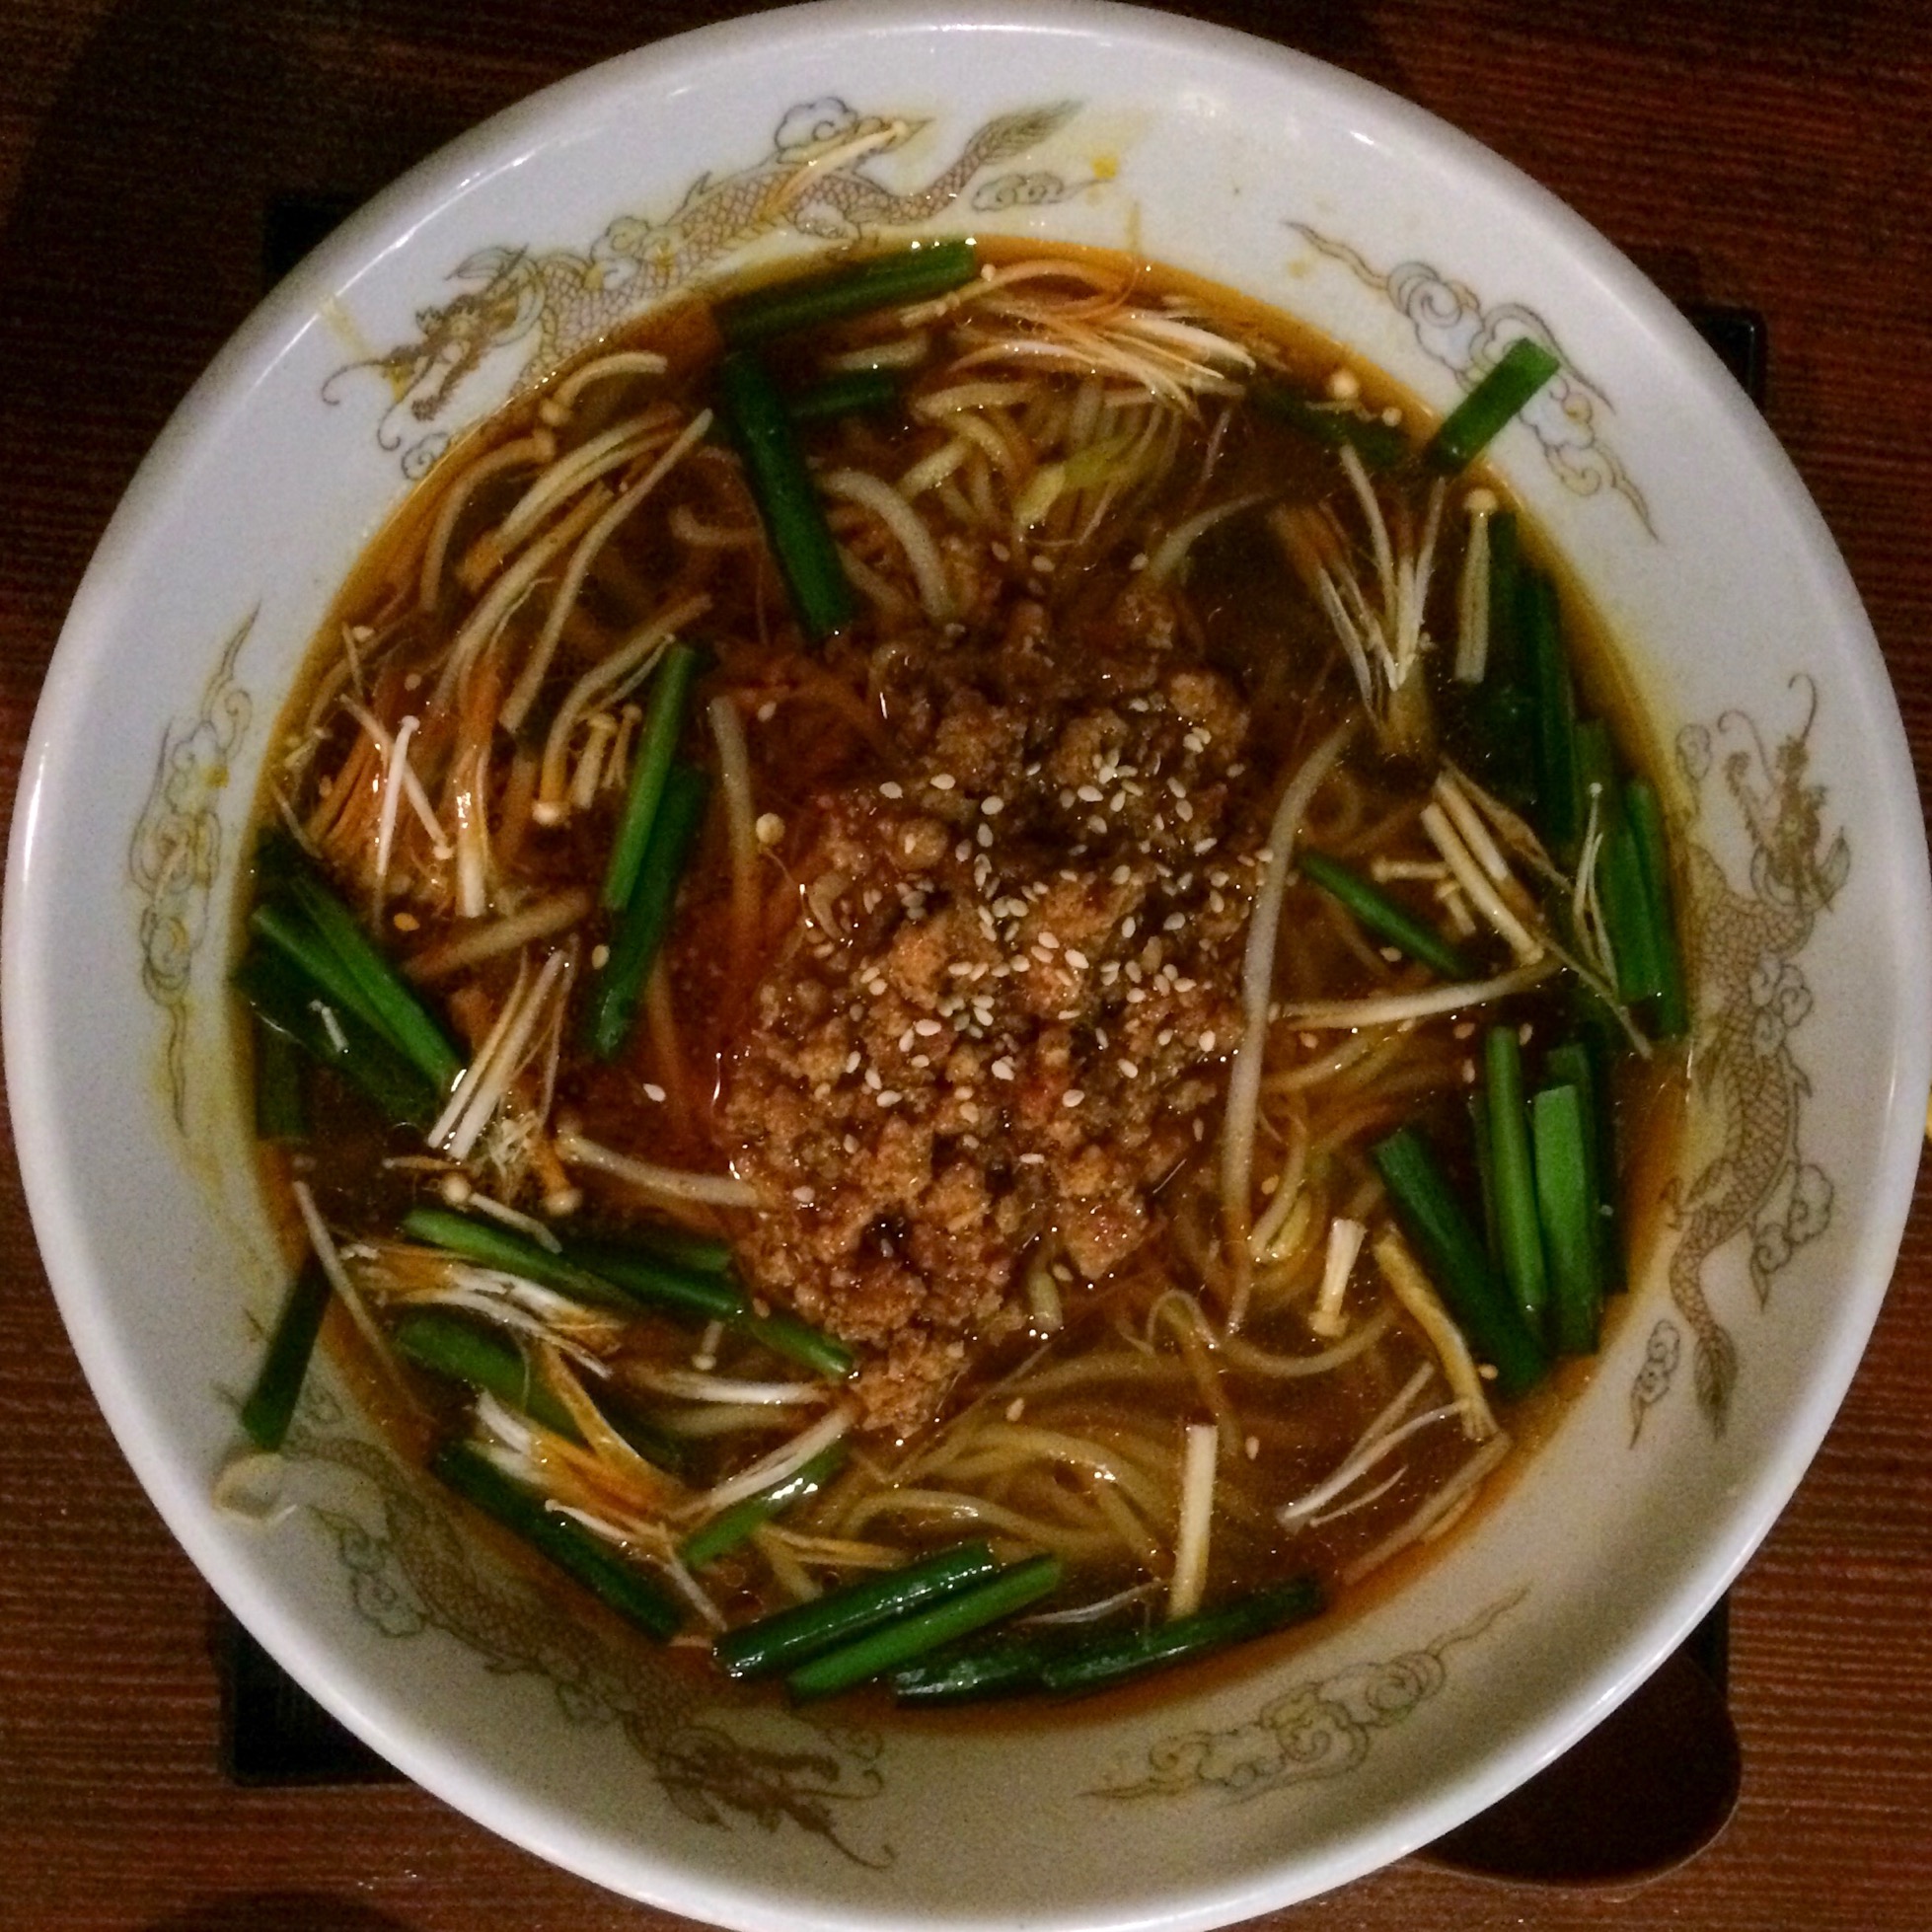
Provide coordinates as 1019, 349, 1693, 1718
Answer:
7, 2, 1929, 1925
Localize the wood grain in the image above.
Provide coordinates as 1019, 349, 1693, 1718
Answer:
3, 4, 1929, 1927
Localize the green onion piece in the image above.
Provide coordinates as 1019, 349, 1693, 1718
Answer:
239, 1257, 332, 1451
1037, 1576, 1325, 1695
890, 1631, 1061, 1705
432, 1442, 681, 1640
584, 763, 710, 1063
712, 1539, 1000, 1680
559, 1234, 747, 1322
253, 1014, 308, 1142
602, 642, 703, 914
717, 351, 856, 643
681, 1444, 849, 1568
576, 1223, 732, 1276
1576, 722, 1666, 1003
392, 1308, 583, 1439
1467, 1090, 1501, 1262
1545, 1039, 1621, 1294
393, 1306, 689, 1474
1299, 850, 1471, 980
1531, 1082, 1603, 1355
1248, 385, 1409, 467
283, 869, 463, 1091
401, 1206, 634, 1312
1483, 1025, 1549, 1335
787, 1555, 1064, 1700
1627, 780, 1689, 1039
736, 1305, 856, 1381
1457, 508, 1537, 805
717, 239, 977, 348
1522, 568, 1583, 859
787, 369, 901, 425
1373, 1127, 1547, 1399
233, 946, 441, 1128
1425, 336, 1562, 475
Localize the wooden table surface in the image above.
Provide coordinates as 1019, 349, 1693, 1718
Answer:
3, 3, 1930, 1928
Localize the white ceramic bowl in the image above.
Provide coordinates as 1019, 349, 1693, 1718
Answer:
8, 4, 1928, 1926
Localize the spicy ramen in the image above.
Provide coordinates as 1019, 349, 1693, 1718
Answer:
235, 241, 1685, 1702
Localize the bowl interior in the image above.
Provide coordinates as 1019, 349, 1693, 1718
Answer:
7, 5, 1927, 1928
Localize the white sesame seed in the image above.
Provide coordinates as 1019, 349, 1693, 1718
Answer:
1163, 913, 1185, 932
991, 1058, 1015, 1080
1020, 1152, 1046, 1166
1063, 1089, 1084, 1108
880, 780, 904, 799
915, 1018, 942, 1037
898, 1027, 916, 1052
865, 1068, 882, 1091
931, 773, 956, 791
1065, 948, 1089, 971
1199, 1030, 1217, 1053
878, 1089, 903, 1107
755, 812, 785, 846
792, 1185, 816, 1205
1118, 1058, 1139, 1078
644, 1082, 667, 1103
981, 795, 1004, 816
1037, 931, 1060, 951
757, 700, 778, 722
591, 943, 611, 969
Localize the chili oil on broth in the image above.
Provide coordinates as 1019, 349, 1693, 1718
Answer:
237, 238, 1686, 1709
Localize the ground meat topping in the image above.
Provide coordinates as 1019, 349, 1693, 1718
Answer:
717, 585, 1264, 1434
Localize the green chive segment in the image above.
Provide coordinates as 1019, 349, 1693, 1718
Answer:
1523, 568, 1582, 858
602, 641, 703, 914
1299, 850, 1471, 980
1627, 780, 1689, 1038
716, 240, 977, 348
433, 1443, 681, 1640
1036, 1576, 1325, 1694
557, 1234, 748, 1323
717, 351, 856, 643
233, 946, 441, 1129
1531, 1081, 1603, 1355
1373, 1126, 1547, 1398
1483, 1025, 1549, 1335
1426, 336, 1562, 474
1249, 385, 1409, 468
401, 1206, 633, 1311
713, 1540, 1000, 1680
239, 1257, 333, 1451
584, 762, 709, 1062
681, 1444, 849, 1568
392, 1309, 583, 1439
787, 1555, 1064, 1700
787, 369, 901, 425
